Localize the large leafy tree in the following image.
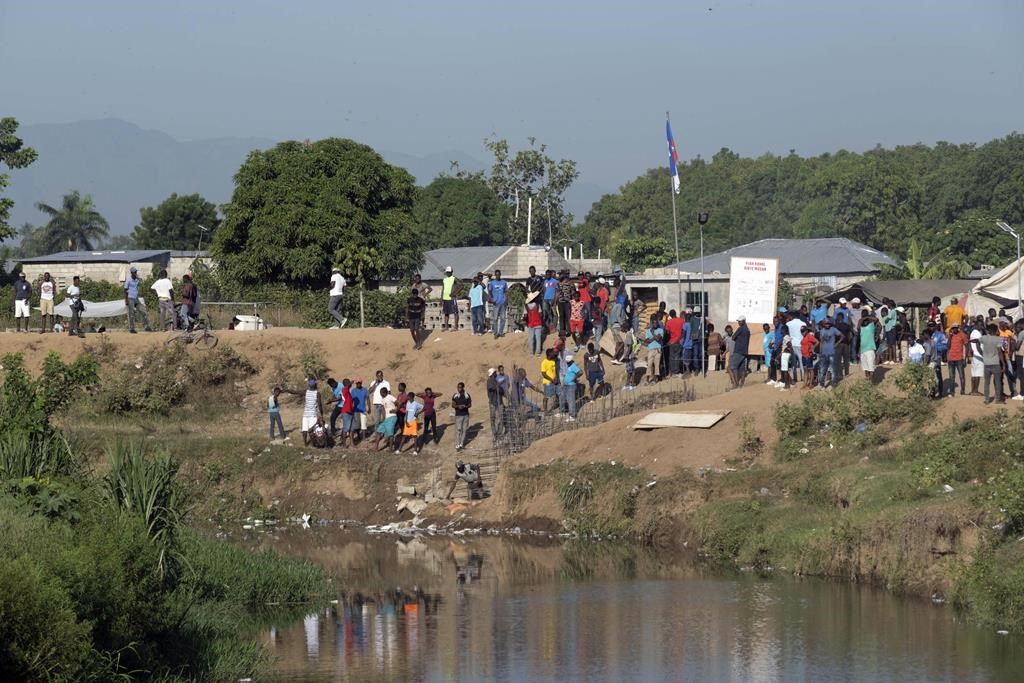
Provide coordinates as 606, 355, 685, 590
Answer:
0, 117, 38, 242
35, 191, 110, 251
460, 137, 578, 245
610, 235, 675, 272
413, 175, 508, 249
212, 138, 422, 287
131, 192, 219, 250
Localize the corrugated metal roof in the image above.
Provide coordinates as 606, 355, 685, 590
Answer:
670, 238, 899, 275
419, 246, 513, 279
18, 250, 170, 264
828, 279, 976, 307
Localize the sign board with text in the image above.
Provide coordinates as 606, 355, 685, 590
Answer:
727, 256, 779, 325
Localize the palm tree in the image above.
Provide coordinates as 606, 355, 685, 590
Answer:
35, 191, 110, 251
878, 238, 972, 280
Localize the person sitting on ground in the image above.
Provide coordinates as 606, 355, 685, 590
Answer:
445, 460, 484, 501
310, 417, 333, 448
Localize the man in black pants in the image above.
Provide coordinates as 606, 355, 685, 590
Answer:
556, 271, 574, 337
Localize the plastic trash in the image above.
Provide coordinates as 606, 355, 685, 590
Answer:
942, 484, 954, 493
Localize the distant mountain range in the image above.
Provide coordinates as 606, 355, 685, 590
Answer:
6, 118, 607, 238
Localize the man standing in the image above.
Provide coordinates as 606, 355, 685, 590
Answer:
543, 269, 558, 331
451, 382, 472, 451
541, 348, 560, 413
123, 266, 151, 333
67, 275, 84, 338
328, 267, 347, 329
349, 378, 369, 443
557, 271, 575, 337
407, 287, 426, 349
525, 265, 543, 301
817, 317, 840, 389
38, 272, 55, 333
368, 370, 390, 428
729, 315, 751, 389
486, 368, 506, 440
151, 269, 175, 331
859, 311, 879, 381
664, 309, 684, 376
487, 269, 509, 338
180, 273, 199, 332
562, 353, 582, 422
944, 297, 966, 333
644, 315, 664, 384
468, 275, 486, 335
301, 378, 324, 447
980, 323, 1006, 405
441, 266, 460, 331
947, 323, 969, 396
13, 271, 32, 332
412, 272, 433, 300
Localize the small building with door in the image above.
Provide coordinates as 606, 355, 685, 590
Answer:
627, 238, 899, 327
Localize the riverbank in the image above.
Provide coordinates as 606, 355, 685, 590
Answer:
2, 328, 1022, 634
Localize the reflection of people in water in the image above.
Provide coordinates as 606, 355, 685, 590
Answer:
445, 460, 485, 500
449, 541, 485, 584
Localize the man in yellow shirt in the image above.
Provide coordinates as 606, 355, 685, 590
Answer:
943, 297, 966, 332
540, 349, 559, 413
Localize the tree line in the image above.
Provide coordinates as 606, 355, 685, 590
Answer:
3, 113, 1023, 286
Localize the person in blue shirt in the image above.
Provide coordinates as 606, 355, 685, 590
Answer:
349, 378, 369, 442
469, 276, 486, 335
562, 354, 582, 422
123, 266, 151, 333
543, 269, 558, 330
487, 270, 509, 339
810, 299, 829, 326
817, 318, 841, 388
644, 316, 664, 384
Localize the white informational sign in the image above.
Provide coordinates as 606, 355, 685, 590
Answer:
727, 256, 779, 325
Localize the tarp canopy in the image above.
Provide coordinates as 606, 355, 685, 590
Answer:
47, 298, 143, 319
826, 280, 976, 308
968, 258, 1024, 319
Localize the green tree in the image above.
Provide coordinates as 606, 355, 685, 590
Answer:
610, 235, 675, 272
34, 191, 110, 251
212, 138, 421, 288
877, 238, 972, 280
413, 175, 508, 249
465, 137, 578, 245
340, 246, 384, 328
0, 118, 38, 242
131, 192, 219, 250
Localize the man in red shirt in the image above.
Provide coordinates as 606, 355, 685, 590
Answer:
800, 325, 818, 389
946, 322, 969, 396
338, 379, 355, 448
664, 309, 685, 376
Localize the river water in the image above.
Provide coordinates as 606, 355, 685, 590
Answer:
244, 527, 1022, 682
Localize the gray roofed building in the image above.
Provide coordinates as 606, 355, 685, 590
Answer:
419, 246, 513, 280
19, 249, 170, 264
669, 237, 898, 276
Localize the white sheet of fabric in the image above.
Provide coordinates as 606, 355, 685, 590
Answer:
50, 298, 145, 318
968, 258, 1024, 319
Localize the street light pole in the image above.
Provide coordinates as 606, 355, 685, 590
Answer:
697, 212, 709, 376
996, 220, 1022, 315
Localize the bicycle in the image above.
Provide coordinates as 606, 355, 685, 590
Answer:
165, 317, 218, 349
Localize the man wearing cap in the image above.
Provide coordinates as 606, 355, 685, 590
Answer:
487, 269, 509, 338
349, 378, 369, 443
328, 267, 347, 329
123, 266, 151, 333
833, 298, 850, 326
13, 271, 32, 333
729, 315, 751, 389
441, 266, 460, 331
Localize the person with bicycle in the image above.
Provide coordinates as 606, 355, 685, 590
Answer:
180, 273, 199, 332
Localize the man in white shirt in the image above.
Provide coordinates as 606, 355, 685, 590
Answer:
785, 313, 805, 381
969, 316, 985, 396
66, 275, 84, 337
150, 269, 175, 331
38, 272, 55, 334
328, 267, 347, 328
368, 369, 391, 427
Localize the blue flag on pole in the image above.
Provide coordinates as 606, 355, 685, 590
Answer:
666, 119, 680, 194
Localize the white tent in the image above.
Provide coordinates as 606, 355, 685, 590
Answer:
48, 298, 142, 319
968, 258, 1024, 320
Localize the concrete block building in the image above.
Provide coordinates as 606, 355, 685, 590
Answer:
17, 250, 211, 292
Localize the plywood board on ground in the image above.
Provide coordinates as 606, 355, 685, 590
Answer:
631, 410, 731, 430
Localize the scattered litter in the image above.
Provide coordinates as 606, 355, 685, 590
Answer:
853, 422, 866, 434
942, 484, 954, 493
798, 448, 809, 455
996, 630, 1009, 635
645, 481, 657, 488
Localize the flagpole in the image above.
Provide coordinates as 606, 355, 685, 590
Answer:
667, 112, 682, 314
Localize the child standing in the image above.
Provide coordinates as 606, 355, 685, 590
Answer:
268, 386, 286, 440
779, 336, 793, 390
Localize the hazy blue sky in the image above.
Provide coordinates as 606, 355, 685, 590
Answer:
2, 0, 1022, 189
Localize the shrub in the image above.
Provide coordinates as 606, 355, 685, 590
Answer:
894, 361, 937, 400
737, 414, 764, 457
0, 353, 48, 438
0, 432, 81, 480
774, 402, 812, 437
298, 341, 330, 380
991, 464, 1024, 532
40, 351, 99, 417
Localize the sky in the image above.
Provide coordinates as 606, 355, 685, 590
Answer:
2, 0, 1023, 190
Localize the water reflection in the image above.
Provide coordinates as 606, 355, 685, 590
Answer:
245, 529, 1022, 682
